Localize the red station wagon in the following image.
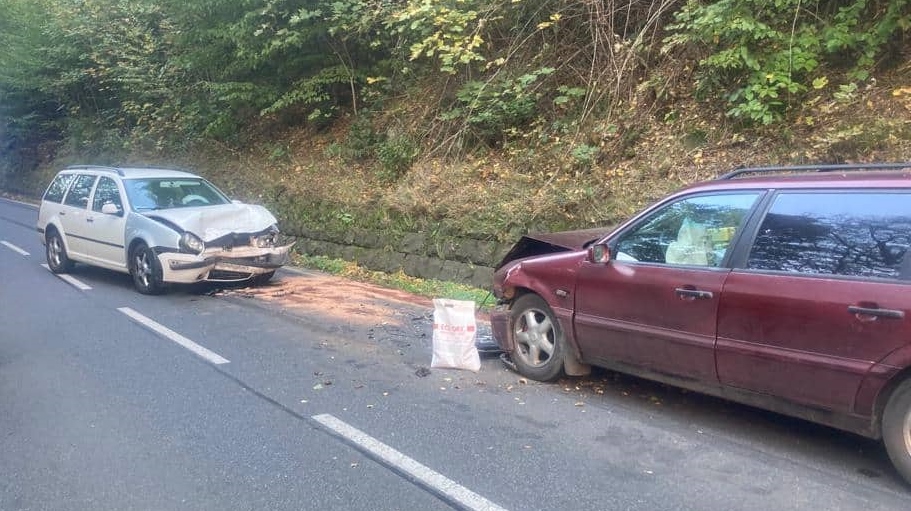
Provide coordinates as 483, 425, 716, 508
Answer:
490, 163, 911, 484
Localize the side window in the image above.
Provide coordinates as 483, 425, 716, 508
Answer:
614, 193, 760, 266
43, 174, 75, 204
63, 175, 97, 208
92, 176, 123, 212
747, 192, 911, 280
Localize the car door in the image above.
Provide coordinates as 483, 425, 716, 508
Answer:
58, 174, 98, 258
84, 175, 128, 269
717, 190, 911, 412
573, 192, 762, 382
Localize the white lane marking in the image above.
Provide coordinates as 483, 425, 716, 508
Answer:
1, 240, 29, 256
117, 307, 230, 365
312, 414, 509, 511
41, 264, 92, 290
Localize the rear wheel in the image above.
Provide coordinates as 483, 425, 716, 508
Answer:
884, 378, 911, 485
509, 294, 566, 382
130, 242, 165, 295
46, 230, 74, 273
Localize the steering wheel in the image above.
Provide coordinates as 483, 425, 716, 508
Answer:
181, 194, 210, 206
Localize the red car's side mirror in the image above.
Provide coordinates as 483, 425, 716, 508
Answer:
588, 243, 611, 264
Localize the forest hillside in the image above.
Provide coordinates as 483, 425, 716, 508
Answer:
2, 0, 910, 248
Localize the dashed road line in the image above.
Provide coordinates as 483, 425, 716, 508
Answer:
42, 263, 92, 290
1, 240, 29, 256
117, 307, 230, 365
312, 413, 509, 511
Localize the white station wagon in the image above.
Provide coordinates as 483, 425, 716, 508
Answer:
37, 165, 293, 294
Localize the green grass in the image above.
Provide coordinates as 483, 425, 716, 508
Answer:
292, 253, 495, 308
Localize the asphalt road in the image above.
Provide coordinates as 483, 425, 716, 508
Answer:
2, 196, 911, 511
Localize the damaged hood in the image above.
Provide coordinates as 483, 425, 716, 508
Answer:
496, 226, 614, 269
144, 203, 278, 242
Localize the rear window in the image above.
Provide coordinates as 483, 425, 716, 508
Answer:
63, 174, 97, 208
43, 173, 75, 204
747, 191, 911, 280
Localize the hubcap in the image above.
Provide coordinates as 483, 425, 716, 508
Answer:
513, 308, 555, 368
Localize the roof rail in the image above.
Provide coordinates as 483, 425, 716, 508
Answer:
65, 164, 124, 176
718, 162, 911, 180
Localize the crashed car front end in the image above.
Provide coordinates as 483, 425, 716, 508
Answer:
490, 227, 611, 368
159, 225, 294, 283
130, 202, 294, 284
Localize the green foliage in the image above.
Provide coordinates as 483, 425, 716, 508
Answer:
375, 136, 419, 181
334, 115, 383, 161
665, 0, 911, 125
570, 143, 599, 167
386, 0, 490, 73
442, 67, 555, 144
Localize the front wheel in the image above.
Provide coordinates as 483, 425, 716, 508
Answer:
130, 242, 165, 295
46, 230, 74, 273
509, 294, 566, 382
883, 378, 911, 485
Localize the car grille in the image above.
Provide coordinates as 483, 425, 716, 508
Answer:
207, 270, 253, 281
208, 233, 253, 250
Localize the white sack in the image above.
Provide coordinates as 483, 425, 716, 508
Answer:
430, 298, 481, 372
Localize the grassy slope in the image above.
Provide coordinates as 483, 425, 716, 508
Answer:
183, 68, 911, 251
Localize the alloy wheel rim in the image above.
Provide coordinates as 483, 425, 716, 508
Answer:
49, 237, 62, 266
135, 252, 151, 287
513, 307, 555, 368
903, 408, 911, 456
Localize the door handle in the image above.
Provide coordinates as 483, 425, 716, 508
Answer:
675, 287, 713, 300
847, 305, 904, 320
59, 211, 66, 216
86, 217, 94, 223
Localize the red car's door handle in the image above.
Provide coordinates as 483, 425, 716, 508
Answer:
675, 287, 713, 300
847, 305, 904, 320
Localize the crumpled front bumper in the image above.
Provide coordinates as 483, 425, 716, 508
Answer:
157, 243, 294, 283
489, 304, 515, 352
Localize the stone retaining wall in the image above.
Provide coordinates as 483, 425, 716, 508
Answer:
289, 228, 513, 289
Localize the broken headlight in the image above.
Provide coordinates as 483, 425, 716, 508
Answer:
252, 225, 280, 248
179, 232, 205, 255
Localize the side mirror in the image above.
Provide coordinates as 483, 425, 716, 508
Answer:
588, 243, 611, 264
101, 203, 122, 216
231, 199, 243, 205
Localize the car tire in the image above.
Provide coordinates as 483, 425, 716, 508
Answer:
509, 293, 566, 382
130, 242, 165, 295
883, 378, 911, 485
250, 270, 276, 286
46, 230, 74, 273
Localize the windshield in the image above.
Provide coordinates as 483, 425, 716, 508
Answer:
123, 178, 230, 211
